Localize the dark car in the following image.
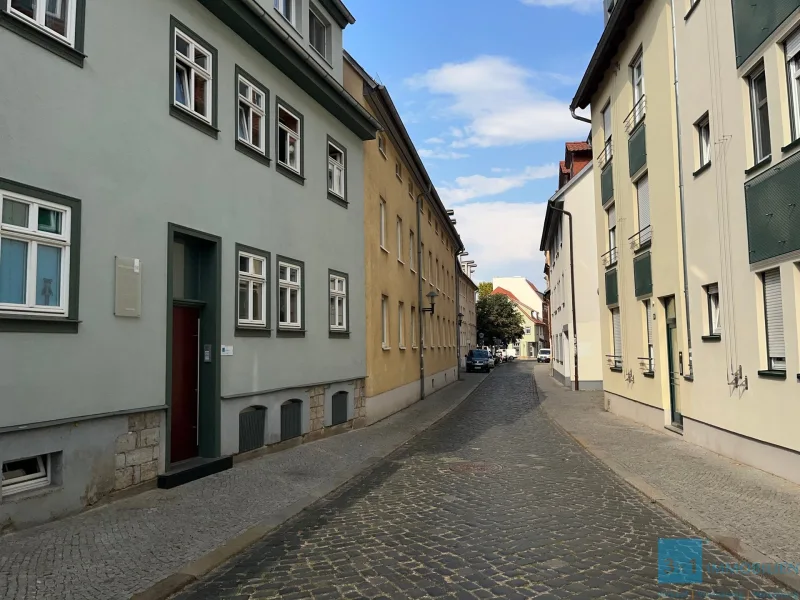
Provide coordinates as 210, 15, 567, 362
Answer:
466, 349, 491, 373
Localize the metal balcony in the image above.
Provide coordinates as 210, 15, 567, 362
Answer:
601, 247, 618, 269
597, 138, 613, 170
628, 225, 652, 252
624, 95, 646, 134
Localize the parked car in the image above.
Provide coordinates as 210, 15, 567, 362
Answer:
466, 349, 492, 373
537, 348, 551, 363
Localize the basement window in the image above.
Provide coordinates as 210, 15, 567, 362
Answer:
2, 454, 50, 495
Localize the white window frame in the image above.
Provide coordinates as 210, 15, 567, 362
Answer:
697, 115, 710, 167
381, 295, 389, 349
329, 274, 347, 332
379, 198, 387, 250
1, 454, 50, 496
632, 54, 644, 106
277, 105, 301, 172
749, 67, 771, 162
308, 8, 327, 59
327, 141, 345, 198
0, 191, 71, 317
378, 133, 387, 158
237, 75, 266, 154
7, 0, 76, 46
786, 29, 800, 141
274, 0, 296, 27
411, 306, 417, 348
395, 161, 403, 181
174, 28, 213, 123
237, 251, 267, 327
398, 302, 405, 349
278, 261, 302, 329
396, 217, 403, 263
409, 230, 416, 271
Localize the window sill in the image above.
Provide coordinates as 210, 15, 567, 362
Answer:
642, 371, 655, 378
382, 345, 391, 351
1, 482, 60, 503
757, 369, 787, 380
380, 245, 389, 254
410, 269, 417, 274
379, 148, 387, 160
235, 141, 271, 167
692, 161, 711, 178
235, 327, 272, 338
684, 0, 701, 20
701, 334, 721, 342
397, 259, 405, 265
327, 191, 348, 208
0, 314, 80, 333
396, 175, 403, 183
683, 374, 694, 382
411, 345, 418, 350
0, 11, 85, 67
745, 155, 771, 176
781, 137, 800, 154
276, 163, 305, 185
170, 105, 219, 139
609, 366, 623, 373
276, 328, 305, 338
399, 346, 407, 351
329, 330, 350, 339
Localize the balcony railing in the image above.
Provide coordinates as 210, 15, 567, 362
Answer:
638, 355, 654, 373
624, 95, 646, 134
601, 247, 618, 268
606, 354, 623, 369
597, 138, 613, 169
628, 225, 652, 252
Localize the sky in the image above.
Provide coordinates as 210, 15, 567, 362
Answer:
343, 0, 602, 290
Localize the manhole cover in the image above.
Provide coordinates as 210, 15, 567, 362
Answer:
448, 462, 502, 474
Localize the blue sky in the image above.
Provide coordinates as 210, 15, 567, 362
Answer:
343, 0, 601, 289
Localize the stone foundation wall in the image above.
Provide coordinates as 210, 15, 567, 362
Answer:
353, 379, 366, 427
309, 385, 326, 433
114, 411, 162, 491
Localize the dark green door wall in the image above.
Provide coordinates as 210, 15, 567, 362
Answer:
746, 152, 800, 263
732, 0, 800, 67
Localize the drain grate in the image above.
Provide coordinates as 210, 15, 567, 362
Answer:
448, 462, 502, 474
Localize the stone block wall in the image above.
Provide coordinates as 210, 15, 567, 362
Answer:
114, 411, 162, 491
309, 385, 326, 433
354, 379, 366, 424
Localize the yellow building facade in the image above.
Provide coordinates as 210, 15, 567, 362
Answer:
344, 53, 462, 425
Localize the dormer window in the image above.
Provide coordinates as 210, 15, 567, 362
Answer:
309, 7, 329, 61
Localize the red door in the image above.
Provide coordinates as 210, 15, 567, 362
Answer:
171, 306, 200, 463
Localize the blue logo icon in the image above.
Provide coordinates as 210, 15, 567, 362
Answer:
658, 538, 703, 584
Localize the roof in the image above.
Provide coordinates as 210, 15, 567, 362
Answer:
559, 161, 569, 174
491, 288, 544, 324
565, 141, 591, 152
526, 279, 543, 299
571, 0, 646, 110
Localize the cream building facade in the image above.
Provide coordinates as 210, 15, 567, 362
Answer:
490, 277, 545, 358
344, 53, 463, 426
573, 0, 800, 484
458, 265, 478, 366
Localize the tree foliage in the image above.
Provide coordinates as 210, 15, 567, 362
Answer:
477, 281, 493, 299
476, 294, 525, 345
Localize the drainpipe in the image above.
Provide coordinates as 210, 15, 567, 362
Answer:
669, 0, 694, 378
548, 204, 580, 391
417, 188, 428, 400
570, 108, 592, 124
455, 256, 461, 380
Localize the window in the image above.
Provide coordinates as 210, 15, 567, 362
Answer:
396, 217, 403, 262
525, 326, 532, 335
408, 180, 414, 200
274, 0, 295, 26
236, 70, 267, 156
6, 0, 79, 50
329, 272, 347, 332
786, 29, 800, 141
749, 67, 771, 163
0, 191, 72, 318
429, 252, 433, 285
696, 115, 710, 168
395, 161, 403, 181
1, 455, 50, 496
378, 133, 386, 157
381, 295, 389, 349
635, 174, 651, 244
327, 138, 346, 200
631, 53, 644, 123
435, 221, 439, 236
411, 306, 417, 348
237, 248, 268, 329
602, 102, 612, 160
611, 307, 622, 368
409, 230, 416, 271
278, 259, 302, 330
644, 299, 654, 372
427, 208, 432, 225
435, 258, 439, 289
607, 204, 617, 264
762, 269, 785, 371
437, 316, 441, 347
173, 25, 215, 125
277, 101, 302, 175
706, 283, 720, 336
309, 9, 328, 59
421, 243, 425, 279
398, 302, 405, 348
379, 198, 387, 249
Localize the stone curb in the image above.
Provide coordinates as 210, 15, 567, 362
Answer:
130, 373, 490, 600
533, 373, 800, 597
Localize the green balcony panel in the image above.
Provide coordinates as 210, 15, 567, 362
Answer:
746, 152, 800, 264
732, 0, 799, 67
605, 268, 618, 306
601, 163, 614, 205
629, 123, 647, 176
633, 251, 653, 298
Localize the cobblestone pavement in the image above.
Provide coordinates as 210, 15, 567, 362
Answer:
537, 366, 800, 568
176, 362, 789, 600
0, 376, 484, 600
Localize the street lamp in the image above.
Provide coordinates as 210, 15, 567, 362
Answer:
457, 312, 464, 326
421, 290, 439, 315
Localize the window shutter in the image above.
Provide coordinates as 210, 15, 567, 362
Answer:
607, 204, 616, 229
763, 269, 785, 367
646, 300, 653, 345
612, 308, 622, 359
636, 175, 650, 232
707, 283, 718, 295
787, 28, 800, 61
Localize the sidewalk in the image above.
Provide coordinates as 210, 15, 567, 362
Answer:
0, 374, 488, 600
535, 367, 800, 591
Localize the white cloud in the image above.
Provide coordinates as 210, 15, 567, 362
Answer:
439, 164, 556, 205
418, 148, 469, 160
425, 137, 445, 145
520, 0, 600, 13
491, 167, 513, 173
406, 56, 588, 148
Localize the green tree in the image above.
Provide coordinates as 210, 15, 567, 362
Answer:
476, 294, 525, 346
477, 281, 493, 299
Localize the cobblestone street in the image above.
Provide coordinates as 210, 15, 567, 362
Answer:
176, 363, 789, 599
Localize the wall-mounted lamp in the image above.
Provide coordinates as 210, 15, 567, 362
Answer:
457, 312, 464, 326
421, 290, 439, 315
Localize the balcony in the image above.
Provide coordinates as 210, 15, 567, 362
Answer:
605, 268, 618, 306
597, 138, 613, 170
601, 162, 614, 205
626, 96, 647, 176
606, 354, 623, 370
628, 225, 652, 253
601, 247, 618, 269
633, 251, 653, 298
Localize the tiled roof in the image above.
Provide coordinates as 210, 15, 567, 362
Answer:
559, 161, 569, 174
492, 287, 542, 323
565, 141, 591, 152
526, 279, 543, 298
492, 287, 522, 304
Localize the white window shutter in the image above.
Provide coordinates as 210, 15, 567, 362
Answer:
763, 269, 785, 368
786, 28, 800, 61
646, 300, 653, 345
612, 308, 622, 360
707, 283, 718, 295
636, 174, 650, 233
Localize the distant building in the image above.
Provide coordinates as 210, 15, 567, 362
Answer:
490, 277, 546, 358
458, 264, 478, 366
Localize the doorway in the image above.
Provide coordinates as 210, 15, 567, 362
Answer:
664, 296, 682, 428
167, 225, 221, 466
